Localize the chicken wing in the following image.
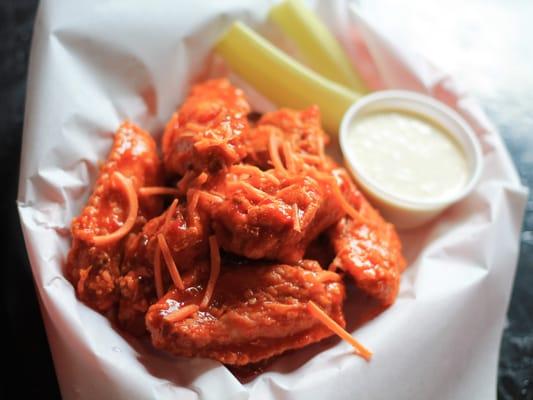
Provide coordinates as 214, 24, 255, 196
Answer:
145, 260, 345, 365
194, 164, 344, 263
67, 122, 163, 313
244, 105, 331, 170
118, 201, 209, 334
162, 79, 250, 175
328, 168, 406, 306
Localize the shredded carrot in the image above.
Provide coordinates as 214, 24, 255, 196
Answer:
161, 198, 179, 234
299, 153, 322, 163
177, 170, 196, 193
164, 304, 199, 323
264, 171, 281, 185
292, 151, 305, 172
187, 189, 205, 232
90, 171, 138, 246
195, 172, 209, 185
307, 168, 371, 227
306, 169, 366, 224
228, 181, 269, 201
231, 164, 262, 175
292, 203, 301, 232
268, 132, 288, 175
139, 187, 180, 197
199, 191, 224, 204
157, 233, 184, 291
299, 199, 319, 230
151, 199, 178, 303
234, 164, 281, 186
307, 301, 372, 361
240, 182, 269, 199
195, 139, 239, 160
282, 141, 296, 173
188, 190, 200, 213
200, 235, 221, 309
331, 182, 364, 222
153, 243, 164, 299
295, 155, 319, 172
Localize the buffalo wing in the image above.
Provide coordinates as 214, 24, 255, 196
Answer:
146, 260, 345, 365
67, 122, 163, 312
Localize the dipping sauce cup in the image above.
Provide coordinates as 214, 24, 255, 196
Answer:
340, 90, 483, 229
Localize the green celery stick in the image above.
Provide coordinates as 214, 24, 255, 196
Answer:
270, 0, 367, 93
215, 22, 360, 134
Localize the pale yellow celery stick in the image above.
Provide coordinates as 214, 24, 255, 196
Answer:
270, 0, 367, 93
215, 22, 360, 134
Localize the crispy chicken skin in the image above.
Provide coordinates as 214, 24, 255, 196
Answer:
67, 122, 163, 313
162, 79, 250, 175
146, 260, 345, 365
244, 106, 330, 170
194, 165, 344, 263
118, 203, 208, 334
328, 169, 406, 306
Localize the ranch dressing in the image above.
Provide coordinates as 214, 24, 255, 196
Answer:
346, 110, 468, 203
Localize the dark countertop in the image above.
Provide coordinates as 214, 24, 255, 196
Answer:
2, 0, 531, 398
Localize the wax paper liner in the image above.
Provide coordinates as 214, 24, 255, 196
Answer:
18, 0, 527, 399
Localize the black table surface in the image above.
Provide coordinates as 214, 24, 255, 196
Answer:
2, 0, 532, 399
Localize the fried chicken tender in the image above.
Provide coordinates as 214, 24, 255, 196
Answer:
146, 260, 345, 365
162, 79, 250, 175
67, 122, 163, 312
118, 202, 209, 334
194, 164, 344, 263
328, 169, 406, 306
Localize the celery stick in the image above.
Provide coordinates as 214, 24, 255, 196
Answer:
215, 22, 360, 134
270, 0, 367, 94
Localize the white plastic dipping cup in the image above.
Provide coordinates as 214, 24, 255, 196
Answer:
339, 90, 483, 230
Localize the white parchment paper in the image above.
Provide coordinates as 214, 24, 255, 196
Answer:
18, 1, 527, 399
